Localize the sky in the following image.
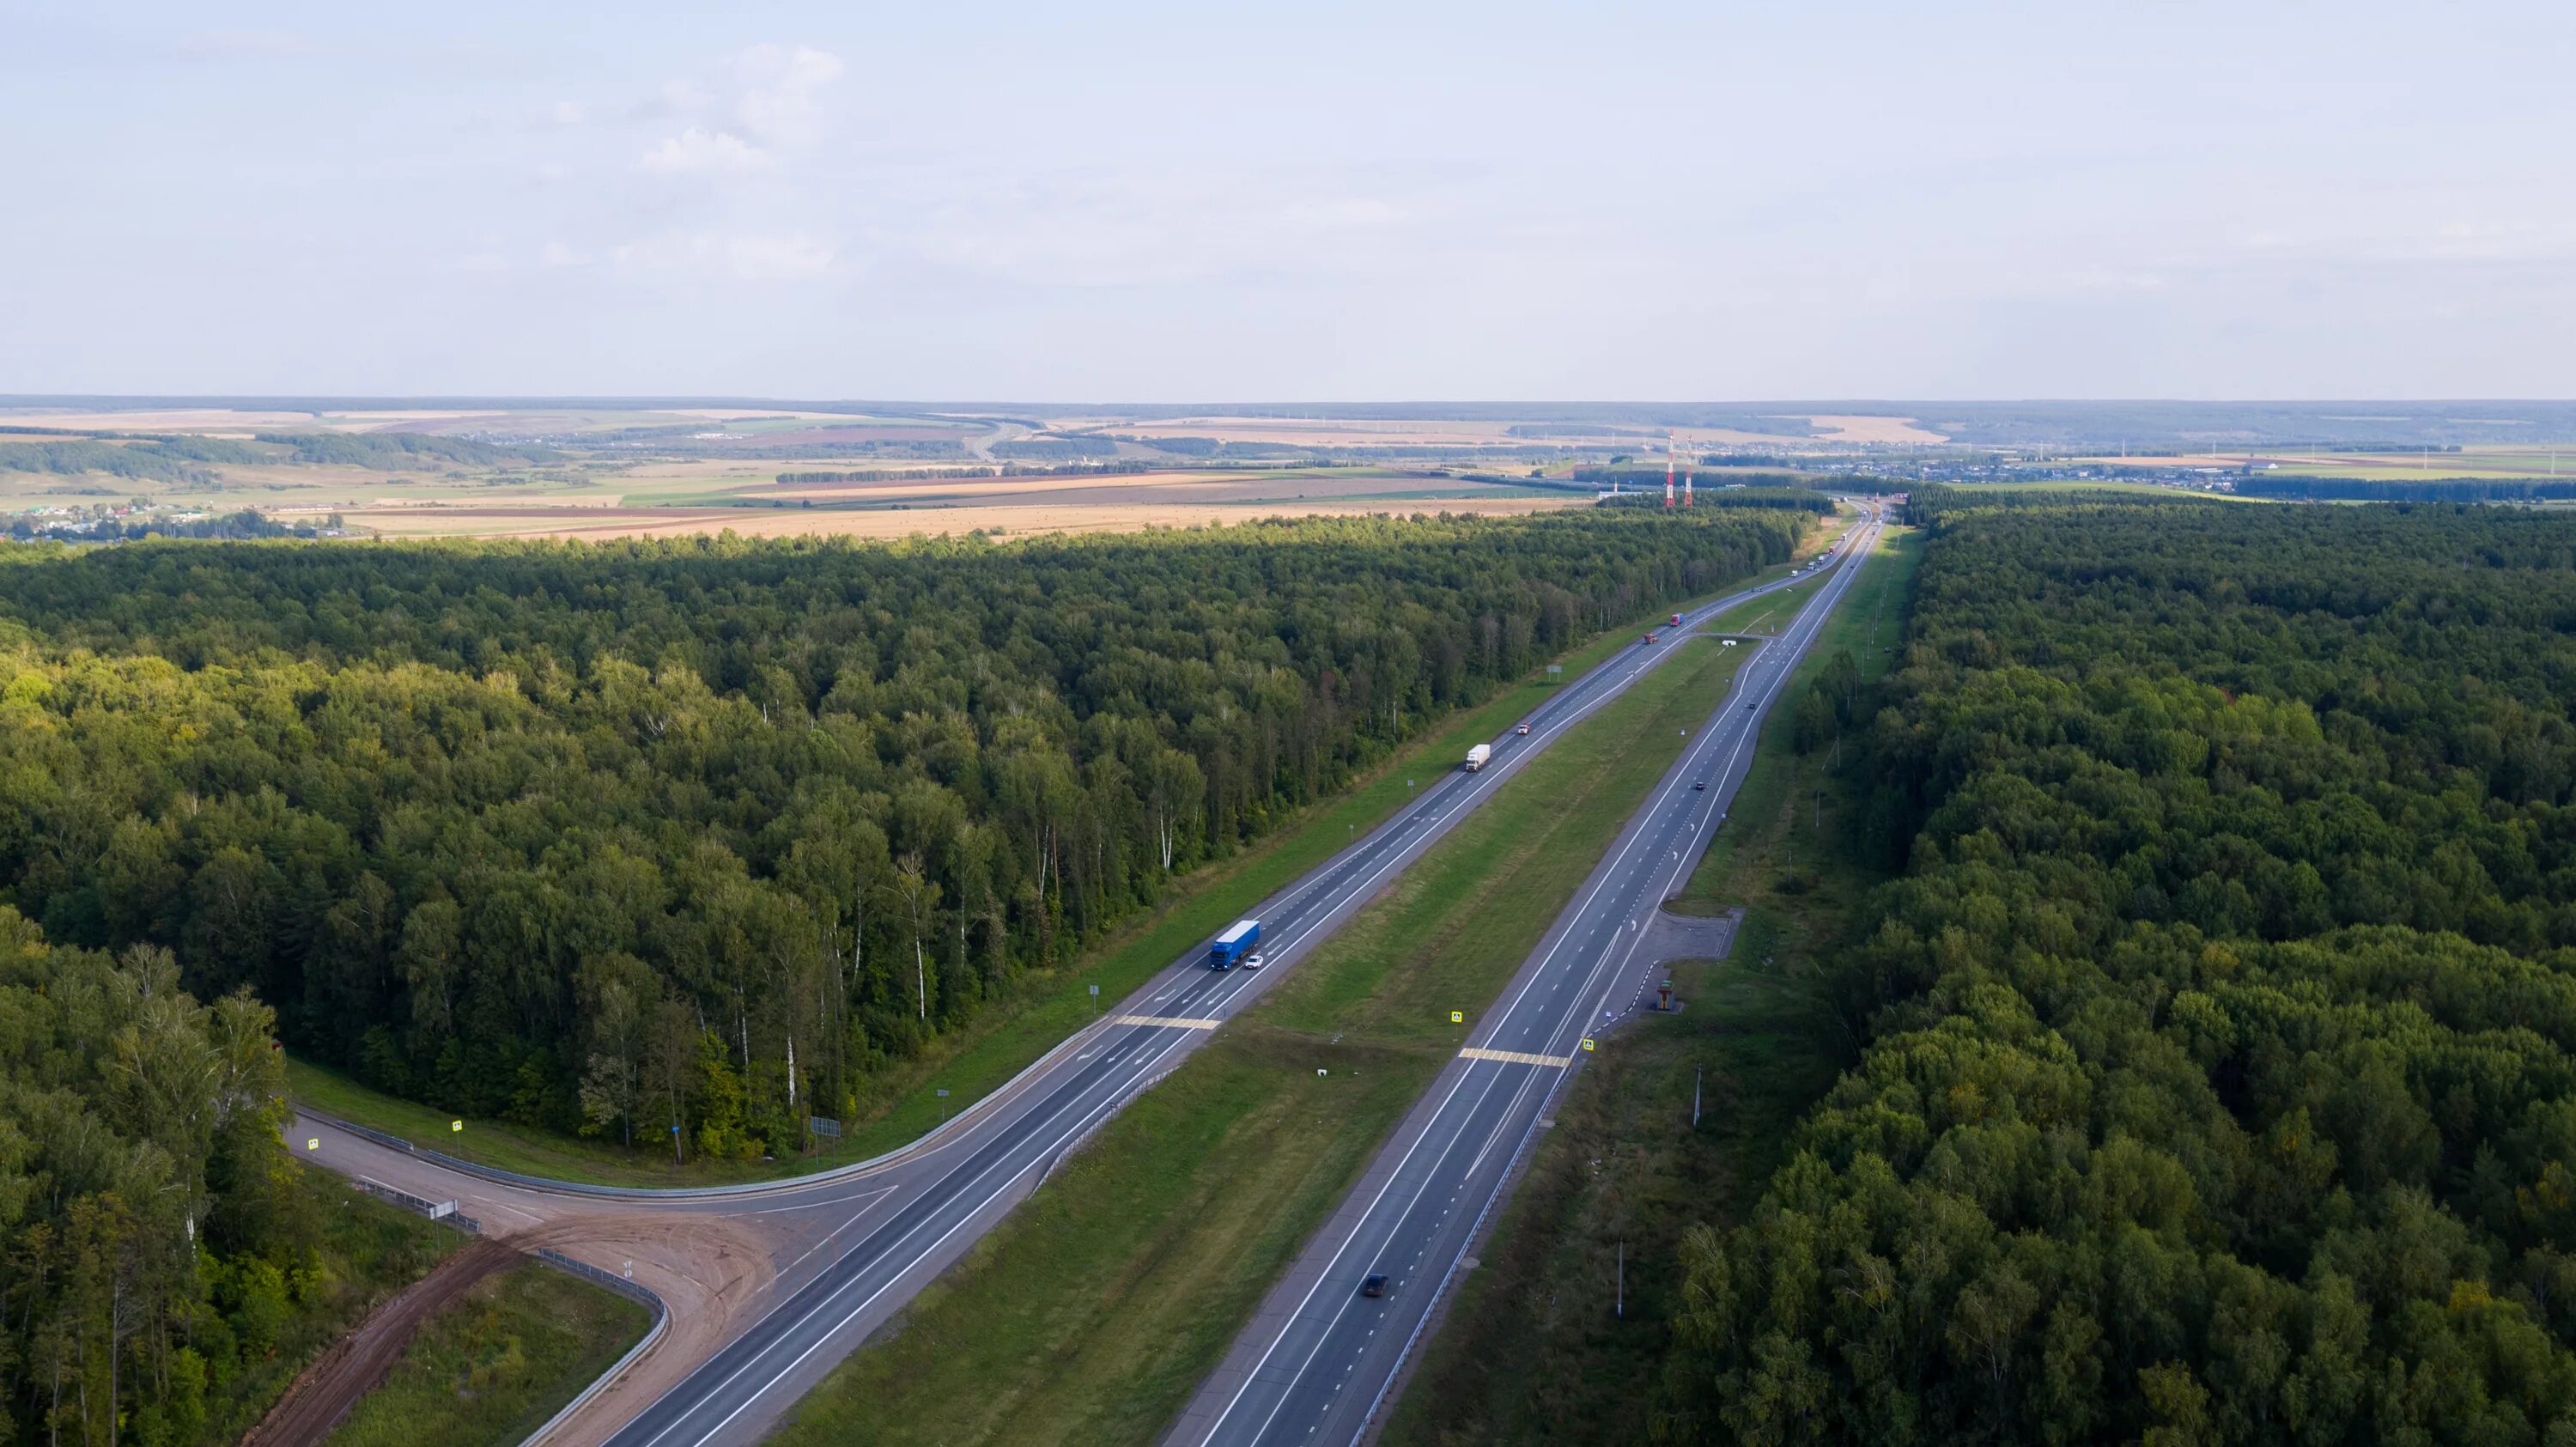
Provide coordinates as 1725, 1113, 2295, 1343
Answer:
3, 1, 2572, 401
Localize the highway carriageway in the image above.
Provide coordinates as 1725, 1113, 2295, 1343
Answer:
1166, 505, 1884, 1447
289, 521, 1868, 1447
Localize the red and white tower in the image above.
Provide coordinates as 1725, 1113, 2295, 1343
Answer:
1664, 430, 1677, 508
1684, 462, 1694, 507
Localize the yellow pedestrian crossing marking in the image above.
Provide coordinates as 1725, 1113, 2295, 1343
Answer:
1109, 1013, 1221, 1030
1459, 1046, 1572, 1068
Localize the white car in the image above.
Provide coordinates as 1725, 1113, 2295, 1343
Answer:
1243, 951, 1266, 970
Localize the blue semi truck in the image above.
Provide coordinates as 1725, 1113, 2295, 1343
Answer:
1209, 918, 1261, 970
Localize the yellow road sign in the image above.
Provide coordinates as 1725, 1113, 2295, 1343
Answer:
451, 1120, 465, 1132
305, 1137, 319, 1151
1449, 1011, 1464, 1024
1581, 1037, 1596, 1053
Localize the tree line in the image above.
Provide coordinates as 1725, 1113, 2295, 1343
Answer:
1667, 500, 2576, 1444
0, 509, 1806, 1167
0, 912, 347, 1445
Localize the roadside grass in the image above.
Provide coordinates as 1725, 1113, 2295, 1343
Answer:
769, 637, 1753, 1447
1381, 522, 1923, 1447
210, 1167, 459, 1444
321, 1262, 650, 1447
288, 544, 1829, 1189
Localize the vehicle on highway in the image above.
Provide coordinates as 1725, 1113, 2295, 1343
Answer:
1208, 918, 1261, 970
1694, 780, 1706, 790
1642, 631, 1659, 644
1670, 612, 1683, 626
1361, 1274, 1388, 1298
1243, 951, 1265, 970
1465, 742, 1492, 772
1515, 721, 1531, 736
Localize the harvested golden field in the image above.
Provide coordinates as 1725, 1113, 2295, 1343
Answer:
330, 494, 1580, 542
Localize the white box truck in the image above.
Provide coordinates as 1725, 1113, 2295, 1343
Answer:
1465, 743, 1492, 772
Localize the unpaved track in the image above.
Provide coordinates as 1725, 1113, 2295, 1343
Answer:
243, 1237, 522, 1447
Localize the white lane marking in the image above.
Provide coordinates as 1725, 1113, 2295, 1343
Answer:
1201, 639, 1772, 1443
775, 1185, 902, 1276
640, 978, 1231, 1447
613, 562, 1825, 1445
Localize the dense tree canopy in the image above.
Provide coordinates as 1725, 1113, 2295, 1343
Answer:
0, 914, 319, 1446
0, 509, 1803, 1164
1668, 500, 2576, 1444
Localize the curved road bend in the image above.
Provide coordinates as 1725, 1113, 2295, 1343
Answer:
1166, 506, 1884, 1447
292, 512, 1868, 1447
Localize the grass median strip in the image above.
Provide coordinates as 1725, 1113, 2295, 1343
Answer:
768, 635, 1752, 1447
285, 550, 1828, 1189
1382, 520, 1922, 1447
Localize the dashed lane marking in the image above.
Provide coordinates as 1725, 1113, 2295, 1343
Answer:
1108, 1013, 1222, 1030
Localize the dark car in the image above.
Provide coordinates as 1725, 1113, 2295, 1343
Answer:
1694, 781, 1706, 790
1361, 1274, 1388, 1298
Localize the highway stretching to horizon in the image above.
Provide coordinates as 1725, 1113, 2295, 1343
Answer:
1169, 503, 1884, 1447
288, 508, 1874, 1447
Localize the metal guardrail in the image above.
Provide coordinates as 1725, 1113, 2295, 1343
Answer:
351, 1176, 479, 1236
521, 1249, 670, 1447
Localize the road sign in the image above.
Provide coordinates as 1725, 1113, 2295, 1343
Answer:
451, 1119, 464, 1133
809, 1116, 842, 1139
1450, 1011, 1464, 1024
306, 1137, 319, 1151
1581, 1038, 1596, 1053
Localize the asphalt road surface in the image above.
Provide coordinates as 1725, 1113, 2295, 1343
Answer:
292, 511, 1869, 1447
1166, 505, 1884, 1447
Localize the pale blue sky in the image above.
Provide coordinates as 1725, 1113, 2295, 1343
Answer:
5, 1, 2570, 399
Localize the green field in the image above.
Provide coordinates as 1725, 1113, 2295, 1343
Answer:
288, 538, 1832, 1189
1382, 523, 1922, 1446
769, 635, 1754, 1447
321, 1262, 650, 1447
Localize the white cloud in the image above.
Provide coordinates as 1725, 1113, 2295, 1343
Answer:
730, 45, 844, 147
545, 100, 586, 127
539, 241, 592, 268
612, 231, 836, 281
638, 127, 775, 174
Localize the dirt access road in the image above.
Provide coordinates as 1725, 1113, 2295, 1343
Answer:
244, 1238, 521, 1447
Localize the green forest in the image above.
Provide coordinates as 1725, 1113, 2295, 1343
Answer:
0, 509, 1801, 1170
0, 915, 453, 1446
1668, 496, 2576, 1443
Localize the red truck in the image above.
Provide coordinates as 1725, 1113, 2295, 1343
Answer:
1642, 631, 1660, 644
1670, 612, 1683, 626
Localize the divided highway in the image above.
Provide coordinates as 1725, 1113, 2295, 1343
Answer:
1167, 505, 1884, 1447
293, 515, 1866, 1447
592, 520, 1868, 1447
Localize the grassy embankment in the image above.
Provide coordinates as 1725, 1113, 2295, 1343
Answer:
287, 532, 1838, 1189
210, 1168, 459, 1444
1381, 522, 1923, 1447
768, 634, 1756, 1447
321, 1262, 649, 1447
